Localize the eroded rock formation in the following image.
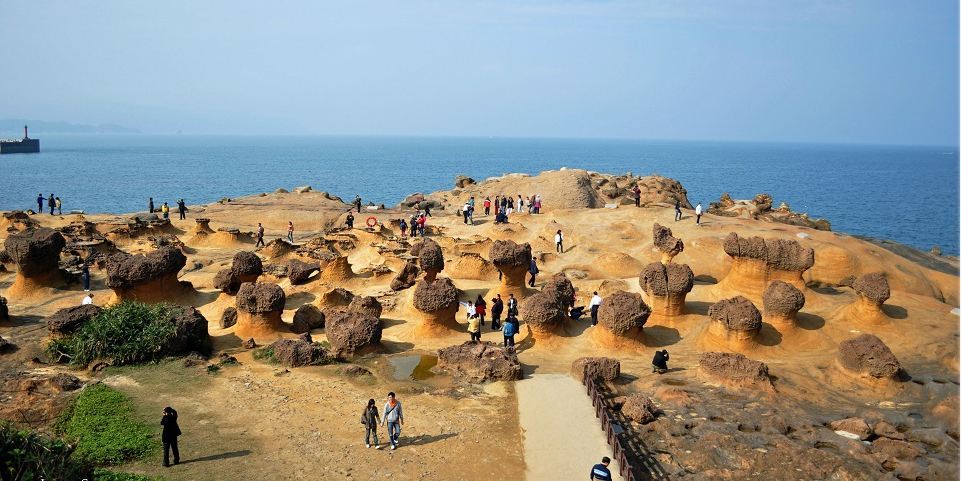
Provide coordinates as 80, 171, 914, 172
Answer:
596, 290, 650, 343
698, 352, 773, 390
622, 394, 658, 424
719, 232, 814, 299
519, 291, 565, 336
268, 338, 328, 367
436, 341, 521, 383
106, 246, 191, 302
4, 227, 67, 295
707, 296, 762, 349
46, 305, 102, 337
490, 240, 532, 298
235, 282, 286, 339
390, 261, 420, 291
571, 357, 620, 382
412, 277, 459, 334
652, 223, 684, 263
287, 258, 320, 285
214, 251, 263, 294
291, 304, 324, 333
639, 262, 694, 318
836, 334, 902, 381
843, 272, 891, 322
762, 280, 805, 327
410, 238, 445, 281
325, 310, 382, 358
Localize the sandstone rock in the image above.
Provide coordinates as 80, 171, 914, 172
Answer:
213, 251, 263, 294
454, 175, 476, 188
541, 273, 575, 307
931, 395, 959, 439
413, 277, 458, 313
639, 262, 694, 317
708, 296, 762, 347
46, 305, 102, 336
571, 357, 620, 382
347, 295, 383, 319
829, 417, 872, 440
390, 261, 420, 291
4, 227, 66, 277
699, 352, 773, 389
597, 290, 650, 336
164, 306, 211, 355
291, 304, 325, 333
242, 338, 257, 349
220, 307, 237, 329
652, 223, 684, 262
268, 338, 327, 367
436, 341, 522, 382
837, 334, 901, 380
723, 232, 815, 272
235, 282, 286, 338
871, 437, 924, 460
762, 280, 805, 324
342, 365, 372, 377
490, 240, 532, 297
410, 238, 444, 280
851, 272, 891, 305
287, 259, 320, 285
317, 287, 354, 309
622, 394, 657, 424
105, 246, 189, 301
519, 291, 564, 334
873, 421, 905, 441
325, 311, 382, 357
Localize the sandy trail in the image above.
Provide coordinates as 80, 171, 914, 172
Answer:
516, 374, 623, 481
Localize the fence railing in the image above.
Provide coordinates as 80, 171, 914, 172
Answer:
582, 373, 639, 481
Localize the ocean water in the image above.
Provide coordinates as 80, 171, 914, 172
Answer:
0, 134, 957, 255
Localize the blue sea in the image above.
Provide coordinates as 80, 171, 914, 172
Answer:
1, 135, 958, 255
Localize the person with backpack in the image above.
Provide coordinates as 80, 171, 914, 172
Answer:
490, 294, 504, 331
502, 312, 517, 348
398, 218, 408, 237
408, 215, 419, 237
382, 392, 404, 450
361, 399, 381, 449
475, 294, 487, 326
483, 197, 492, 216
674, 199, 682, 221
528, 258, 539, 287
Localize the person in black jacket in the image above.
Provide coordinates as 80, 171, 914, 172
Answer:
177, 199, 187, 220
652, 349, 670, 374
161, 406, 181, 467
490, 294, 503, 331
362, 399, 381, 449
590, 457, 613, 480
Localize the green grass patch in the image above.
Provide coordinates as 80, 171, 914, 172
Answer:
57, 384, 156, 466
92, 468, 161, 481
252, 346, 277, 363
47, 301, 184, 366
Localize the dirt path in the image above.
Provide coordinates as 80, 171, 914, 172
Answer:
515, 374, 623, 481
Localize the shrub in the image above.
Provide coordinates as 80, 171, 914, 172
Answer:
47, 301, 179, 366
252, 346, 277, 363
57, 384, 155, 466
0, 422, 88, 481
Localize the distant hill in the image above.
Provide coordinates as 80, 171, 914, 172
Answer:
0, 119, 140, 135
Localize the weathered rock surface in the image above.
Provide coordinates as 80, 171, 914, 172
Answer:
214, 251, 264, 294
413, 277, 458, 313
698, 352, 773, 389
410, 238, 444, 279
639, 262, 694, 317
347, 295, 383, 319
723, 232, 815, 272
436, 341, 522, 382
571, 357, 620, 382
287, 258, 320, 285
519, 291, 565, 334
762, 280, 805, 324
46, 305, 102, 336
291, 304, 324, 333
325, 311, 382, 357
268, 338, 328, 367
390, 261, 420, 291
105, 246, 189, 300
541, 273, 575, 307
837, 334, 902, 380
652, 223, 684, 262
597, 290, 650, 336
490, 240, 532, 297
708, 296, 762, 347
621, 394, 658, 424
235, 282, 286, 338
830, 417, 873, 440
220, 307, 237, 329
4, 227, 66, 277
709, 192, 831, 231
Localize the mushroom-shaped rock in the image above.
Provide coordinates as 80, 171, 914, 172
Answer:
412, 278, 460, 334
652, 223, 684, 263
621, 394, 657, 424
639, 262, 694, 317
489, 240, 532, 298
46, 305, 102, 337
436, 341, 521, 383
698, 352, 773, 390
597, 290, 650, 338
325, 311, 382, 358
390, 261, 419, 291
519, 291, 565, 336
571, 357, 620, 382
235, 282, 286, 339
719, 232, 814, 299
347, 295, 383, 319
4, 228, 67, 294
268, 338, 328, 367
105, 246, 189, 302
291, 304, 325, 333
707, 296, 762, 349
846, 272, 891, 322
214, 251, 264, 294
837, 334, 902, 381
287, 259, 320, 285
762, 280, 805, 327
410, 238, 444, 281
541, 273, 575, 308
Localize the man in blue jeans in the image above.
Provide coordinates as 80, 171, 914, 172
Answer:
382, 392, 404, 450
590, 457, 612, 480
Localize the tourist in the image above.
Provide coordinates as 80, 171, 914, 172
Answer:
354, 195, 362, 213
424, 203, 432, 217
55, 197, 62, 215
674, 199, 682, 221
484, 197, 491, 216
177, 199, 187, 220
517, 194, 525, 213
528, 258, 539, 287
589, 292, 602, 326
161, 406, 181, 467
36, 193, 44, 214
82, 264, 90, 292
460, 300, 477, 321
507, 293, 518, 316
570, 305, 585, 320
493, 195, 500, 215
505, 311, 520, 348
382, 392, 404, 450
652, 349, 670, 374
48, 193, 55, 215
399, 218, 408, 237
490, 294, 503, 331
525, 196, 532, 214
462, 202, 471, 224
148, 197, 154, 214
467, 203, 474, 224
346, 212, 355, 229
555, 229, 564, 254
361, 399, 381, 449
161, 202, 170, 220
287, 221, 294, 242
633, 184, 641, 207
468, 196, 475, 210
408, 215, 418, 237
417, 215, 426, 236
255, 223, 265, 247
475, 294, 487, 326
81, 293, 94, 305
467, 307, 481, 341
695, 202, 703, 225
589, 457, 613, 481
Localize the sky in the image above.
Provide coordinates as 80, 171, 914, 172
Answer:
1, 0, 958, 145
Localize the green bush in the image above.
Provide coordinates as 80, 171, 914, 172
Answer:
0, 422, 88, 481
47, 302, 176, 366
58, 384, 155, 466
252, 346, 276, 363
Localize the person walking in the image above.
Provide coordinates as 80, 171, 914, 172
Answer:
161, 202, 170, 220
462, 202, 471, 224
346, 212, 355, 229
632, 184, 641, 207
589, 292, 602, 326
695, 202, 703, 226
490, 294, 503, 331
161, 407, 181, 467
255, 223, 265, 247
55, 197, 62, 215
48, 194, 56, 215
525, 196, 532, 214
36, 193, 44, 214
674, 199, 682, 221
81, 264, 90, 292
148, 197, 155, 214
409, 215, 419, 237
517, 194, 525, 213
177, 199, 187, 220
354, 195, 362, 213
423, 203, 431, 217
652, 349, 670, 374
483, 197, 491, 216
502, 312, 517, 348
382, 392, 404, 450
590, 457, 613, 481
399, 218, 408, 237
475, 294, 487, 326
361, 399, 381, 449
287, 221, 294, 242
528, 257, 539, 287
555, 230, 564, 254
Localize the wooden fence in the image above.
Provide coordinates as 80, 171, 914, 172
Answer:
582, 373, 639, 481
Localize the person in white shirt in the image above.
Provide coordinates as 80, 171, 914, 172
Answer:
554, 230, 564, 254
589, 292, 602, 326
459, 300, 477, 320
695, 203, 703, 226
462, 203, 471, 225
82, 293, 94, 305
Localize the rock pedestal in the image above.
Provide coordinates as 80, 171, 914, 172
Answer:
595, 290, 651, 347
846, 272, 891, 323
489, 240, 532, 299
639, 262, 694, 318
411, 277, 459, 336
707, 296, 762, 350
4, 228, 67, 297
105, 246, 191, 302
717, 232, 814, 301
762, 280, 805, 328
652, 223, 684, 264
235, 282, 286, 339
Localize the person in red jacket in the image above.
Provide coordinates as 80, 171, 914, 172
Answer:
483, 197, 492, 216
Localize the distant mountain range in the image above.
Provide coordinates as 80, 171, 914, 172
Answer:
0, 119, 140, 135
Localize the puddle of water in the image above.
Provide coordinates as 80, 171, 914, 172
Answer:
389, 354, 438, 381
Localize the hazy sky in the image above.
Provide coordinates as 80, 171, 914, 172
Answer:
2, 1, 957, 144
